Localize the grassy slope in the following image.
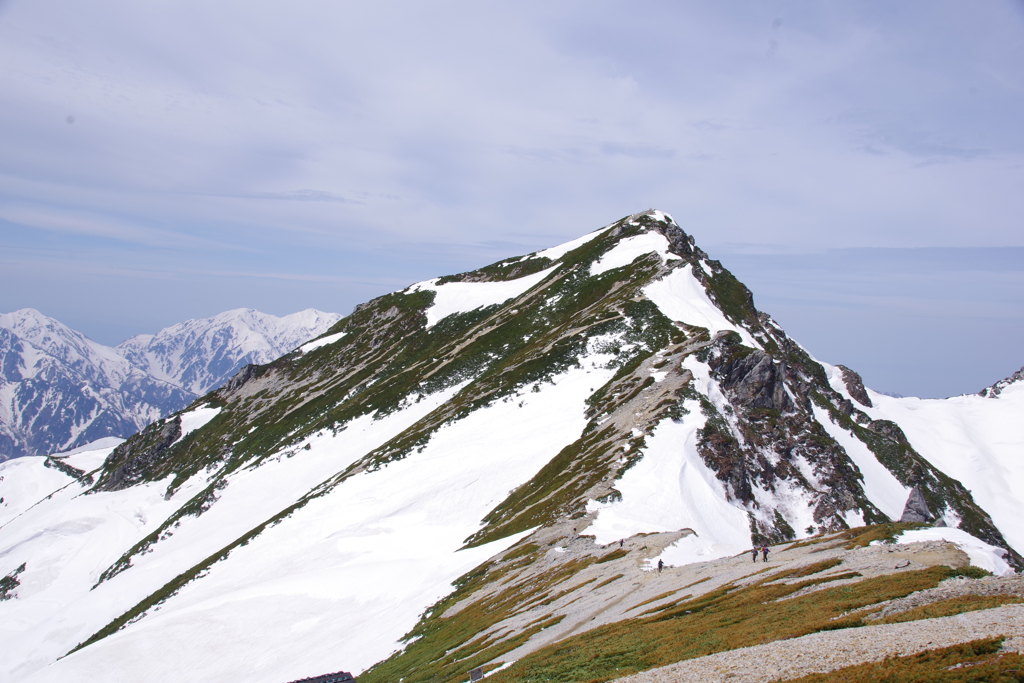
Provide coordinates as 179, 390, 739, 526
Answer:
360, 525, 1011, 683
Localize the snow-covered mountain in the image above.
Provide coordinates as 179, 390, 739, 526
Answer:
0, 211, 1021, 683
0, 308, 341, 460
116, 308, 342, 396
0, 309, 192, 461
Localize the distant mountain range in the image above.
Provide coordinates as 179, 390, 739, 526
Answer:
0, 308, 341, 460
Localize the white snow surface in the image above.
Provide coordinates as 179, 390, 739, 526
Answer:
177, 405, 222, 440
586, 402, 751, 566
885, 528, 1014, 577
4, 349, 620, 683
589, 232, 671, 276
811, 404, 909, 521
643, 266, 759, 348
533, 225, 611, 261
411, 266, 556, 328
297, 331, 347, 354
52, 437, 124, 457
117, 307, 341, 395
0, 456, 82, 528
857, 380, 1024, 556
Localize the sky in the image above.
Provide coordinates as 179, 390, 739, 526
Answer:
0, 0, 1022, 398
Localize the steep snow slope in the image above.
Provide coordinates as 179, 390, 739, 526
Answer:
0, 211, 1018, 683
0, 310, 192, 460
7, 343, 621, 682
822, 362, 1024, 555
870, 377, 1024, 554
117, 308, 341, 395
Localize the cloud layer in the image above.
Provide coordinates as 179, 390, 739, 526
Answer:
1, 0, 1022, 396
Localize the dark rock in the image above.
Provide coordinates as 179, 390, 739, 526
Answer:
650, 215, 695, 258
900, 485, 933, 523
836, 365, 872, 407
868, 419, 909, 444
712, 349, 794, 413
979, 365, 1024, 398
95, 417, 182, 491
218, 363, 262, 395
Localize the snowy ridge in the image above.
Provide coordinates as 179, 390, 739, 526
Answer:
0, 210, 1019, 683
0, 308, 340, 460
0, 310, 192, 461
861, 382, 1024, 555
117, 308, 342, 395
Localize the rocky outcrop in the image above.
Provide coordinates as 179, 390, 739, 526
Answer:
867, 419, 908, 444
979, 365, 1024, 398
712, 347, 794, 412
94, 417, 182, 491
837, 364, 872, 407
900, 485, 933, 523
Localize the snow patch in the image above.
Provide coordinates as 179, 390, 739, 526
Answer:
656, 531, 743, 568
533, 226, 612, 261
643, 265, 758, 348
812, 404, 908, 521
862, 384, 1024, 556
411, 267, 556, 329
589, 232, 671, 276
178, 406, 222, 440
297, 331, 347, 354
886, 527, 1014, 577
586, 403, 750, 563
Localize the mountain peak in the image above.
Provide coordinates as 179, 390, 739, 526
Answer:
1, 306, 340, 459
1, 211, 1021, 683
978, 365, 1024, 398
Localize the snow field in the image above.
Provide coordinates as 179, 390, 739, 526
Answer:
0, 445, 196, 683
0, 458, 80, 529
643, 265, 759, 348
589, 232, 672, 277
1, 385, 462, 683
586, 402, 751, 566
177, 405, 222, 440
410, 266, 557, 329
23, 360, 620, 683
861, 384, 1024, 557
533, 224, 612, 261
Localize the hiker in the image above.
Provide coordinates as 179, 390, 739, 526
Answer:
762, 545, 770, 562
657, 559, 664, 573
619, 539, 624, 548
751, 547, 758, 563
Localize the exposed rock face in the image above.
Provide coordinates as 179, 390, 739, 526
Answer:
712, 346, 794, 412
96, 417, 182, 491
979, 365, 1024, 398
868, 419, 909, 444
837, 364, 872, 407
900, 485, 933, 523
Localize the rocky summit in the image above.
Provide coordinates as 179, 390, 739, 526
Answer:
0, 210, 1022, 683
